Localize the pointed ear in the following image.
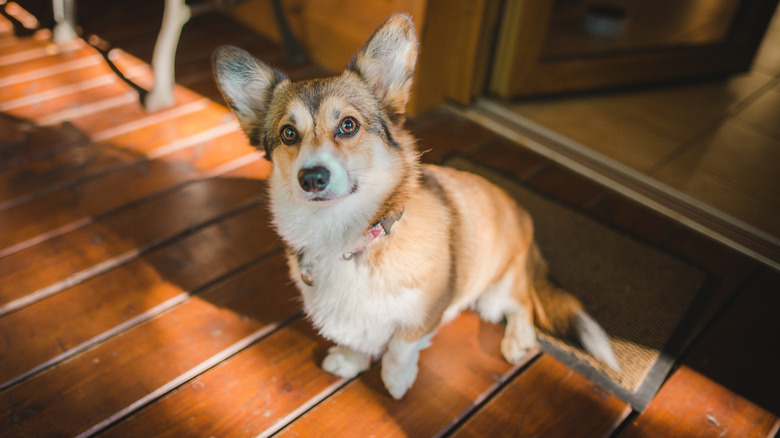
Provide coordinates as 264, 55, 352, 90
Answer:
213, 46, 287, 145
348, 14, 418, 117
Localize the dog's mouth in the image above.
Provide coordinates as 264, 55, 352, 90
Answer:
296, 180, 359, 204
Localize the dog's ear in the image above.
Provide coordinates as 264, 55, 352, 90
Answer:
213, 46, 286, 148
348, 14, 418, 118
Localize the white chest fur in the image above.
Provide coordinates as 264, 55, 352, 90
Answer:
295, 253, 426, 356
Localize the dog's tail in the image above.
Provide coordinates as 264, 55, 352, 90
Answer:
527, 242, 620, 372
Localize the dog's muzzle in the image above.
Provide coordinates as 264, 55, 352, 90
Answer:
298, 166, 331, 193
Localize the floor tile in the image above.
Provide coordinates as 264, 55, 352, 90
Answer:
589, 71, 773, 142
654, 166, 780, 237
733, 83, 780, 139
527, 163, 608, 208
591, 194, 679, 244
652, 122, 780, 207
752, 38, 780, 77
510, 99, 681, 172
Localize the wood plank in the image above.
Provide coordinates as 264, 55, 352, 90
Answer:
406, 109, 499, 164
0, 127, 255, 254
527, 163, 608, 209
0, 113, 91, 169
100, 319, 342, 438
7, 68, 152, 123
0, 130, 260, 307
276, 312, 534, 438
0, 253, 298, 438
0, 199, 280, 389
0, 15, 14, 39
0, 101, 235, 208
0, 30, 73, 64
464, 136, 550, 181
0, 163, 266, 318
450, 355, 630, 438
42, 87, 207, 138
0, 43, 101, 87
0, 37, 83, 67
591, 193, 680, 244
0, 49, 145, 106
618, 268, 780, 437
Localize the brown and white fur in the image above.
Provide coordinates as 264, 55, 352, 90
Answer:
213, 14, 618, 400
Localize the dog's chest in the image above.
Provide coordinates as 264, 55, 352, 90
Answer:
295, 254, 426, 355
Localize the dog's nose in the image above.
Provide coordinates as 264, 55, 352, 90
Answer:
298, 166, 331, 192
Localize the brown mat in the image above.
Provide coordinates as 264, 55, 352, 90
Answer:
445, 156, 710, 412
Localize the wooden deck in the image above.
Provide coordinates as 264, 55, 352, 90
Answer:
1, 3, 778, 437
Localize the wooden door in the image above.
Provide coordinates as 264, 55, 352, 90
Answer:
490, 0, 780, 98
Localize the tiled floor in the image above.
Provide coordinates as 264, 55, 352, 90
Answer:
496, 8, 780, 241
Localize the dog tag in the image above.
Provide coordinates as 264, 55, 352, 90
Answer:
300, 265, 314, 286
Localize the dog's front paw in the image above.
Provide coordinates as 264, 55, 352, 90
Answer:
381, 355, 418, 400
321, 345, 371, 378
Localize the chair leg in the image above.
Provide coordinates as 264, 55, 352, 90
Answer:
52, 0, 77, 43
143, 0, 190, 112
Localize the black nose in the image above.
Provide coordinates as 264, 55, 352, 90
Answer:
298, 166, 331, 193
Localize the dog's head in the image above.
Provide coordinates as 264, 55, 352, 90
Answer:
213, 14, 418, 206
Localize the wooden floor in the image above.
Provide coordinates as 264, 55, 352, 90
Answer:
1, 3, 778, 437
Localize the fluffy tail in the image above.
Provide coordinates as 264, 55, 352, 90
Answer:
527, 242, 620, 372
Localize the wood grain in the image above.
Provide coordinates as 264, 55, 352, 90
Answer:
0, 43, 101, 86
450, 355, 630, 438
0, 101, 233, 207
465, 137, 549, 180
0, 201, 281, 388
527, 163, 608, 209
0, 254, 298, 437
407, 108, 498, 164
100, 319, 342, 438
0, 3, 776, 437
0, 114, 91, 169
0, 49, 146, 108
0, 170, 265, 316
591, 194, 679, 244
0, 129, 254, 258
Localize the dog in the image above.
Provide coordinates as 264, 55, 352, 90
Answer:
213, 14, 618, 399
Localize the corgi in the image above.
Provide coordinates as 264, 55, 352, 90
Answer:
213, 14, 618, 399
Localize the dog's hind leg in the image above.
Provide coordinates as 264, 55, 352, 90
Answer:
322, 345, 372, 379
473, 262, 538, 364
381, 331, 435, 399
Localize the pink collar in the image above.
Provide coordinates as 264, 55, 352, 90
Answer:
343, 206, 405, 260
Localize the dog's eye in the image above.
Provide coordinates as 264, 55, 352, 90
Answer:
337, 116, 359, 137
280, 125, 299, 144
